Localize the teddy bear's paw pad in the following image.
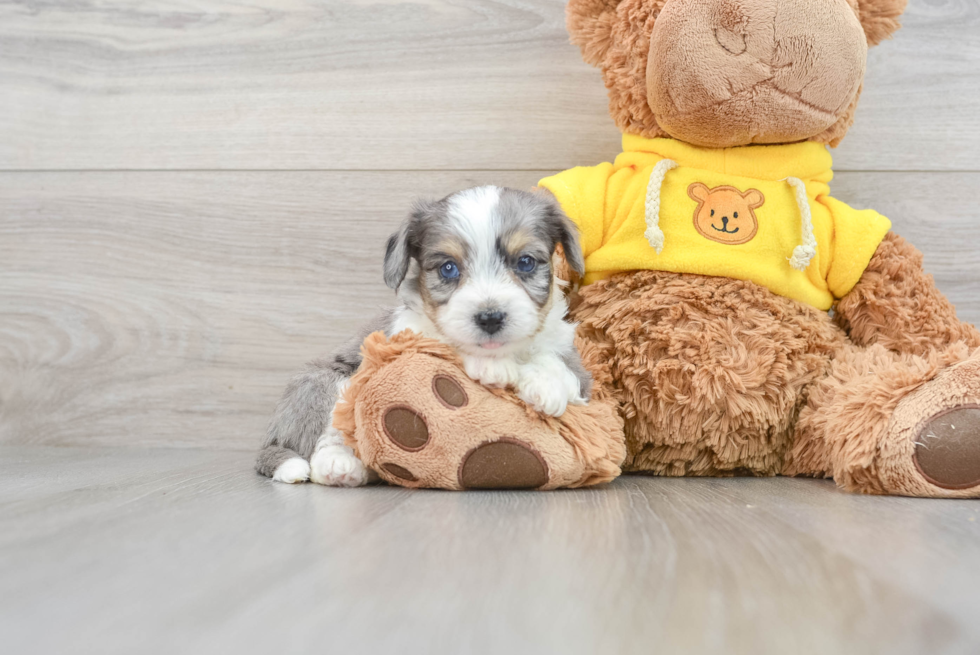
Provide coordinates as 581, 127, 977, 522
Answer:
383, 406, 430, 451
380, 462, 418, 482
432, 374, 468, 408
914, 404, 980, 490
458, 438, 549, 490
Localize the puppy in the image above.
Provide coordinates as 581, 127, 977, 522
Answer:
255, 186, 591, 486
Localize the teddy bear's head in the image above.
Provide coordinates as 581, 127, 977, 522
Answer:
568, 0, 907, 147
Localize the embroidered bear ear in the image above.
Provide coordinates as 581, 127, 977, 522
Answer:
743, 189, 765, 209
687, 182, 709, 203
852, 0, 908, 46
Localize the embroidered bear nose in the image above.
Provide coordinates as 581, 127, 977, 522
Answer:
475, 310, 505, 335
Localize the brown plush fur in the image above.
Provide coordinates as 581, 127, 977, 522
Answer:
835, 232, 980, 355
572, 270, 845, 476
568, 246, 980, 496
856, 0, 908, 46
784, 343, 980, 496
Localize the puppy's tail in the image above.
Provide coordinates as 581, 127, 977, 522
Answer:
255, 445, 309, 482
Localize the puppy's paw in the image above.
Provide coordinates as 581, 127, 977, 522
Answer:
518, 382, 567, 417
310, 444, 370, 487
517, 364, 585, 417
463, 356, 520, 389
272, 457, 311, 484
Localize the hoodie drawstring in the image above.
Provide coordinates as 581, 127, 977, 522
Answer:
784, 176, 817, 271
643, 158, 677, 254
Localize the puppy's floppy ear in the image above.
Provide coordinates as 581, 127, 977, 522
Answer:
383, 199, 432, 289
539, 194, 586, 278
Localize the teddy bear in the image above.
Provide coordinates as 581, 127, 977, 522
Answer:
536, 0, 980, 497
337, 0, 980, 497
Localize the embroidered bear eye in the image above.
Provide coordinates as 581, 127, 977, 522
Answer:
734, 211, 739, 219
710, 209, 715, 217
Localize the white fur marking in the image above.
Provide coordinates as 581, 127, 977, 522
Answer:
272, 457, 311, 484
447, 185, 502, 272
390, 304, 440, 339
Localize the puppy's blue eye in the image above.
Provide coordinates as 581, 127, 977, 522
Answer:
439, 261, 459, 280
516, 255, 536, 273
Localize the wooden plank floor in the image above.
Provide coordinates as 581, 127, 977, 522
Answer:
1, 446, 979, 655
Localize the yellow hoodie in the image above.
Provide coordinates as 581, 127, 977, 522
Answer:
538, 135, 891, 310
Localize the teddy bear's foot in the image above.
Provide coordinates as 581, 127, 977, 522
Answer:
914, 405, 980, 490
855, 346, 980, 497
786, 343, 980, 497
331, 332, 626, 490
881, 349, 980, 497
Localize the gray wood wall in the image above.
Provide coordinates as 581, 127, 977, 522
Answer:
2, 0, 978, 450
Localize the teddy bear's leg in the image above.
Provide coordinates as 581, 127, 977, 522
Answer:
785, 341, 980, 497
571, 271, 844, 476
811, 231, 980, 496
835, 232, 980, 355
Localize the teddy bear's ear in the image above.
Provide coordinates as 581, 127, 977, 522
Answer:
566, 0, 624, 66
854, 0, 908, 46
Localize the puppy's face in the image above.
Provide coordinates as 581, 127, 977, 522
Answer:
384, 186, 585, 357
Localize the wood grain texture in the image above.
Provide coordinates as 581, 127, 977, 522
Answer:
0, 0, 977, 172
1, 170, 978, 450
0, 170, 545, 449
1, 446, 979, 655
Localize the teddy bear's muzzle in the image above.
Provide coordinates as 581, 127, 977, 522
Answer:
645, 0, 868, 148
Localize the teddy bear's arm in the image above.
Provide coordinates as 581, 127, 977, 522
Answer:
834, 232, 980, 356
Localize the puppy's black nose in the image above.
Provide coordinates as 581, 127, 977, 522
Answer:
475, 310, 505, 335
